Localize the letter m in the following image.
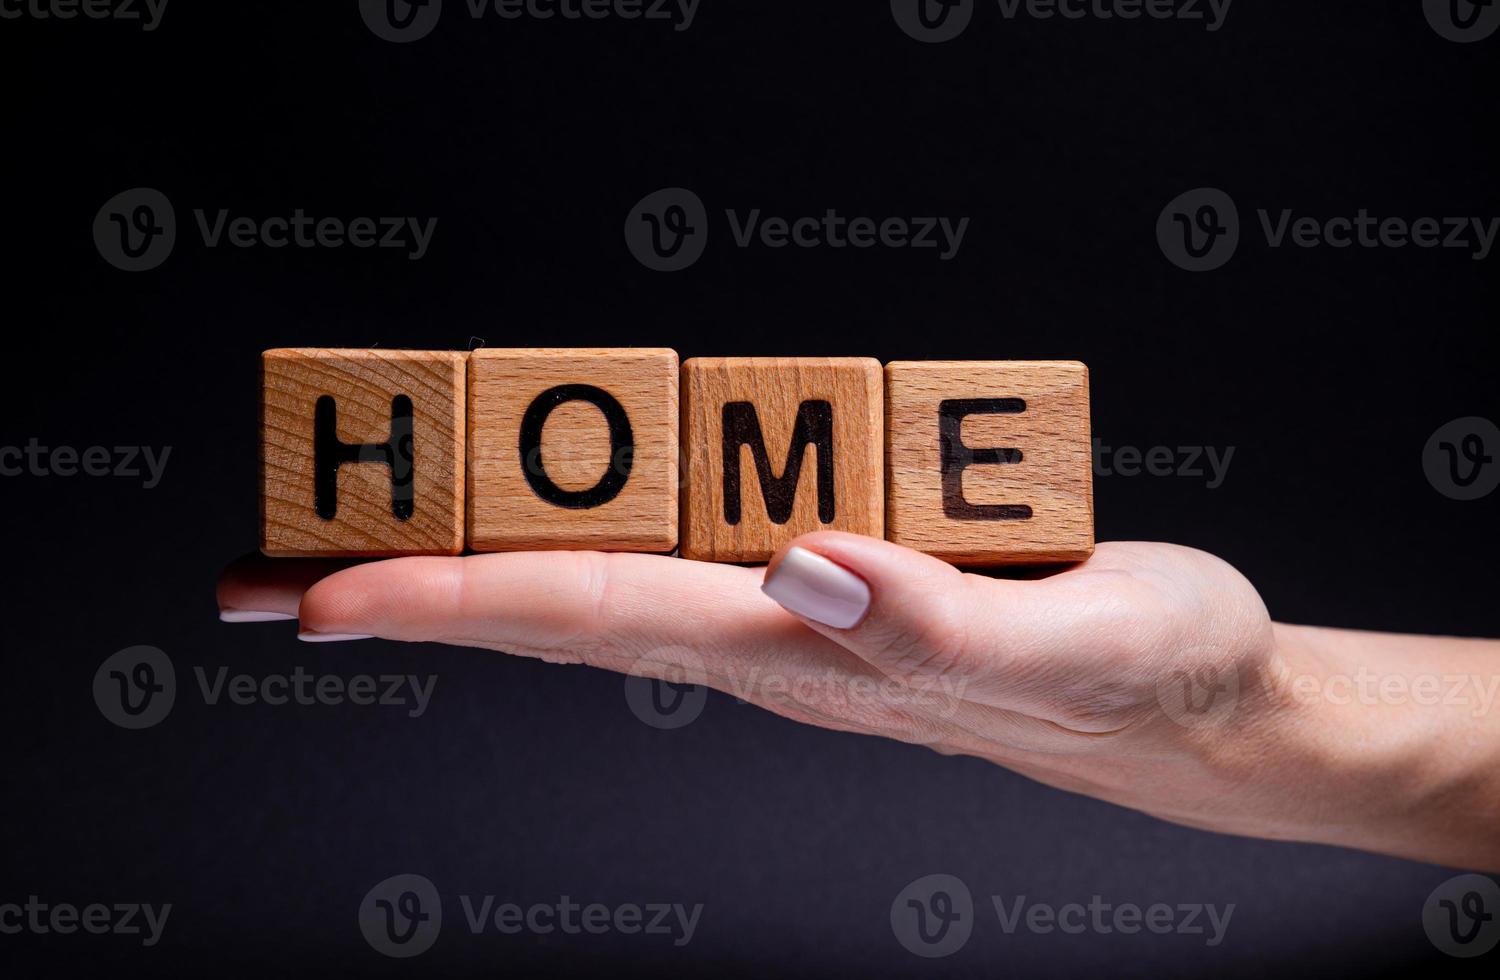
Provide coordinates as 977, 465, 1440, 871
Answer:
722, 401, 835, 525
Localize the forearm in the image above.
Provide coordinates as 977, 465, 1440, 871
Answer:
1247, 623, 1500, 869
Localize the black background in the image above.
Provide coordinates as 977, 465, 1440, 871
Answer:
2, 0, 1497, 975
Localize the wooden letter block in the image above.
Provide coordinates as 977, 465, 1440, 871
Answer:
467, 348, 679, 552
681, 357, 883, 562
885, 360, 1093, 566
261, 349, 466, 557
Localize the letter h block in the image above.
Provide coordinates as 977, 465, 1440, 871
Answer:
681, 357, 884, 562
260, 349, 467, 556
885, 361, 1093, 565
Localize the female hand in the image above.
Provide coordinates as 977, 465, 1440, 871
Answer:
217, 534, 1500, 871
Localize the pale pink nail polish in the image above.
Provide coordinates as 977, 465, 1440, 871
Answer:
297, 632, 375, 643
761, 547, 871, 629
220, 610, 296, 623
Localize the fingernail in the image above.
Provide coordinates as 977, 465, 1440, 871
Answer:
761, 546, 871, 629
219, 610, 297, 624
297, 632, 375, 643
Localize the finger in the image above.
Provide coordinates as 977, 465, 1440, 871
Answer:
216, 553, 364, 622
760, 532, 1139, 731
294, 550, 974, 743
295, 552, 891, 713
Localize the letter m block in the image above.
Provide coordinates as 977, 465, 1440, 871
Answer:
681, 357, 883, 562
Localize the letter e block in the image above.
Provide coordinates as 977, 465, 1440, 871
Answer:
682, 357, 883, 562
261, 349, 466, 556
467, 348, 679, 552
885, 361, 1093, 565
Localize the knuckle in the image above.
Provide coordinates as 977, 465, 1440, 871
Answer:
863, 587, 975, 682
566, 551, 625, 662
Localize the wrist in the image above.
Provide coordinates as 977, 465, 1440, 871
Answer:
1237, 623, 1500, 868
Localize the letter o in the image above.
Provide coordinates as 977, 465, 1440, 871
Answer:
519, 384, 633, 509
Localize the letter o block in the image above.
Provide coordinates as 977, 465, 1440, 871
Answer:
886, 361, 1093, 566
261, 349, 466, 557
681, 357, 883, 562
467, 348, 679, 552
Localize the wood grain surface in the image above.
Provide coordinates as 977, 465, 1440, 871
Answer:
885, 360, 1093, 566
681, 357, 883, 562
261, 348, 466, 557
467, 348, 679, 552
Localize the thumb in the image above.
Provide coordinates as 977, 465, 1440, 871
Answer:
760, 532, 1104, 726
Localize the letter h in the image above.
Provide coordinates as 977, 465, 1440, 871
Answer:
314, 395, 415, 520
